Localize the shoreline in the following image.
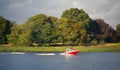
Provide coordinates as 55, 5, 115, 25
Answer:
0, 43, 120, 52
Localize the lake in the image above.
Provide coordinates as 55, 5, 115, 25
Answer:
0, 52, 120, 70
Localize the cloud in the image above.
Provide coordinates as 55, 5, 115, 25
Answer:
8, 0, 33, 10
0, 0, 120, 29
77, 0, 120, 28
73, 2, 78, 7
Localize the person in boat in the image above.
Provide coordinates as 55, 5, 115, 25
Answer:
66, 48, 73, 52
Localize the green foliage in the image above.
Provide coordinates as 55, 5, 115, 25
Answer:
116, 23, 120, 42
1, 8, 119, 46
29, 14, 57, 46
61, 8, 89, 21
0, 16, 14, 44
1, 43, 120, 52
61, 8, 93, 44
116, 23, 120, 36
55, 18, 70, 45
9, 23, 32, 46
55, 17, 87, 45
61, 8, 91, 29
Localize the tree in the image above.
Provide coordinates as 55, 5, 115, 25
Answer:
69, 21, 86, 45
7, 8, 118, 46
0, 16, 15, 44
95, 19, 117, 43
61, 8, 91, 44
55, 17, 87, 45
28, 14, 58, 46
116, 23, 120, 42
61, 8, 91, 30
55, 18, 69, 45
9, 14, 58, 46
65, 20, 87, 45
116, 23, 120, 36
9, 23, 32, 46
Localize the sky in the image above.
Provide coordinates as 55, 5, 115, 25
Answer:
0, 0, 120, 29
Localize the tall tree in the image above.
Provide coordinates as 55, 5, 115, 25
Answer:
9, 23, 32, 46
55, 17, 71, 45
61, 8, 91, 44
28, 14, 57, 46
61, 8, 91, 30
0, 16, 14, 44
55, 17, 86, 45
116, 23, 120, 42
95, 19, 117, 43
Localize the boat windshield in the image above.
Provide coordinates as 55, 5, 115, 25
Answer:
66, 48, 73, 52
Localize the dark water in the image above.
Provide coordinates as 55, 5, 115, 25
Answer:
0, 52, 120, 70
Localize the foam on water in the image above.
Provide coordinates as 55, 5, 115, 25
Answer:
36, 53, 56, 56
11, 52, 25, 55
59, 53, 65, 55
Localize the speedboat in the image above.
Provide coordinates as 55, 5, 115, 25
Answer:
64, 48, 80, 55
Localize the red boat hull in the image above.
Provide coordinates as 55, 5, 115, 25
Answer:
65, 50, 80, 55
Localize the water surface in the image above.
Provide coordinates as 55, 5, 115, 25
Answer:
0, 52, 120, 70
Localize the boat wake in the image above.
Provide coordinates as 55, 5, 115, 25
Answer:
35, 53, 73, 56
59, 53, 65, 55
11, 52, 25, 55
35, 53, 56, 56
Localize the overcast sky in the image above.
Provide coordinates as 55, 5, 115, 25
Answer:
0, 0, 120, 29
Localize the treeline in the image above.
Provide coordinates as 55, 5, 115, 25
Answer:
0, 8, 120, 46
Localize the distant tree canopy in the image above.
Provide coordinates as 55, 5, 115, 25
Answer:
56, 17, 86, 45
116, 23, 120, 42
9, 22, 32, 45
116, 24, 120, 36
94, 19, 117, 43
61, 8, 92, 44
61, 8, 91, 30
9, 14, 58, 46
0, 16, 15, 44
29, 14, 57, 46
0, 8, 119, 46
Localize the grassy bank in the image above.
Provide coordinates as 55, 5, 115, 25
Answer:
0, 43, 120, 52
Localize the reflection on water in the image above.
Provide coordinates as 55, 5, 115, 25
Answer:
0, 52, 120, 70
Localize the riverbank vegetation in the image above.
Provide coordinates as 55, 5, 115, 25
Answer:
0, 43, 120, 52
0, 8, 120, 49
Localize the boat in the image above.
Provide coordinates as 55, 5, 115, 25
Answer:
64, 48, 80, 55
